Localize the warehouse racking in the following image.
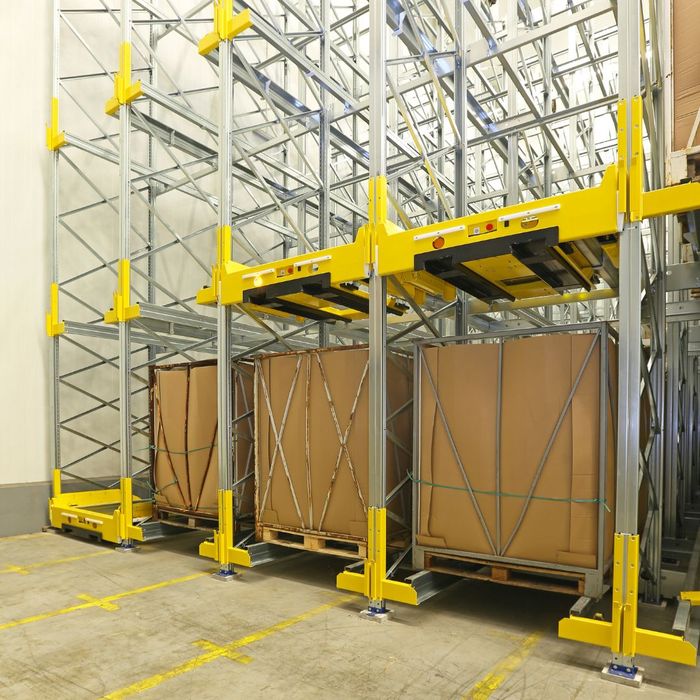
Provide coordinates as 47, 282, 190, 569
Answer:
46, 0, 700, 682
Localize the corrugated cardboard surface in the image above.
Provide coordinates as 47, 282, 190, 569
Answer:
151, 361, 254, 517
673, 0, 700, 150
255, 346, 412, 542
417, 332, 616, 570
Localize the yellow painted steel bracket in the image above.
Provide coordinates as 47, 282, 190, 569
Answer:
105, 43, 144, 116
199, 3, 252, 55
46, 282, 65, 337
199, 489, 252, 567
336, 507, 419, 606
48, 483, 149, 544
46, 97, 66, 151
559, 536, 697, 666
196, 225, 247, 305
680, 591, 700, 606
104, 259, 140, 324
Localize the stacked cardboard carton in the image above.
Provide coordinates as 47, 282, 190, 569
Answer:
415, 331, 616, 570
673, 0, 700, 151
255, 346, 412, 543
151, 361, 254, 519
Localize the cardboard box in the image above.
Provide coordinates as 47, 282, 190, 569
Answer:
673, 0, 700, 150
255, 346, 412, 542
415, 330, 616, 571
151, 361, 254, 518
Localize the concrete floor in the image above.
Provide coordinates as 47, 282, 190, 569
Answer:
0, 531, 698, 699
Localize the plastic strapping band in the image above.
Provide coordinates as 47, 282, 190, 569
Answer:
408, 472, 610, 511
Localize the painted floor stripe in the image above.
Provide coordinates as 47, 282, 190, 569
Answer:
102, 594, 357, 699
0, 533, 46, 544
0, 550, 111, 575
0, 571, 208, 632
464, 631, 542, 699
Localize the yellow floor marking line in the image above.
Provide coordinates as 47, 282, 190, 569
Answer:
102, 594, 357, 699
0, 571, 208, 632
0, 550, 111, 575
464, 631, 542, 699
0, 532, 46, 543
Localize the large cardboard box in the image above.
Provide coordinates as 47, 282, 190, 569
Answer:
255, 346, 412, 542
673, 0, 700, 150
415, 330, 616, 571
151, 361, 254, 519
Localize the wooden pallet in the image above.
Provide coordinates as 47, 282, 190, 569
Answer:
155, 507, 218, 532
423, 551, 587, 595
260, 526, 367, 559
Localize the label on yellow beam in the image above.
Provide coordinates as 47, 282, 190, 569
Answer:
105, 43, 143, 116
199, 5, 253, 55
104, 259, 140, 324
46, 282, 65, 337
46, 97, 66, 151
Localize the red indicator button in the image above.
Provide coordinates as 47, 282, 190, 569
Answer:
485, 222, 494, 231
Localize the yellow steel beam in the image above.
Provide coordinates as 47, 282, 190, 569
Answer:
643, 182, 700, 219
105, 43, 143, 116
470, 288, 617, 314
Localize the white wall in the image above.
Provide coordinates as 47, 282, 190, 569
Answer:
0, 3, 52, 484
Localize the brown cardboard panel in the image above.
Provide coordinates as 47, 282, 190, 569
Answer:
235, 365, 256, 516
187, 365, 218, 513
673, 0, 700, 149
151, 361, 254, 517
153, 368, 190, 510
417, 331, 615, 572
255, 346, 411, 542
417, 343, 499, 555
500, 335, 573, 563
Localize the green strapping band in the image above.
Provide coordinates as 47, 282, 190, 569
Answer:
408, 473, 610, 511
135, 443, 217, 455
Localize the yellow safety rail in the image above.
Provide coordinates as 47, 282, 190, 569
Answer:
49, 471, 150, 544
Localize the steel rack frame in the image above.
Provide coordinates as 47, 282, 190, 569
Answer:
47, 0, 338, 546
207, 0, 700, 675
45, 0, 700, 681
